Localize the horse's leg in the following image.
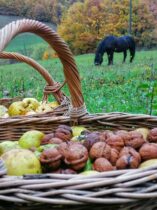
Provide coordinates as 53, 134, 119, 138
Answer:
110, 51, 114, 65
107, 52, 110, 65
129, 48, 135, 62
123, 50, 127, 63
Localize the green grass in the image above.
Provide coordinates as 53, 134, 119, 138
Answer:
0, 50, 157, 115
0, 15, 56, 52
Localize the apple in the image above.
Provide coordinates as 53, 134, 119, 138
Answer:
0, 105, 8, 117
23, 98, 40, 111
19, 130, 45, 149
48, 101, 59, 109
80, 170, 99, 175
8, 101, 26, 116
135, 128, 150, 141
37, 144, 58, 152
0, 141, 21, 155
25, 110, 37, 116
36, 102, 52, 113
139, 159, 157, 169
71, 126, 87, 137
1, 149, 41, 176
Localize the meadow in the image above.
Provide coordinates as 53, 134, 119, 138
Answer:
0, 49, 157, 115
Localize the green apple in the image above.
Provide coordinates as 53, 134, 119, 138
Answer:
0, 105, 8, 117
80, 170, 99, 175
71, 126, 87, 137
23, 98, 40, 111
48, 101, 59, 109
8, 101, 26, 116
1, 149, 41, 176
139, 159, 157, 169
135, 128, 149, 141
37, 144, 58, 152
25, 110, 37, 116
0, 141, 21, 155
19, 130, 45, 149
36, 102, 52, 113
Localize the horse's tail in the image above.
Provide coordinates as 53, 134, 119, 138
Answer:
125, 36, 136, 62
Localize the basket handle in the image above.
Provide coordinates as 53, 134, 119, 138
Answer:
0, 51, 65, 103
0, 19, 85, 111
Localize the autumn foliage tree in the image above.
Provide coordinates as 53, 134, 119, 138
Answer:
58, 0, 156, 54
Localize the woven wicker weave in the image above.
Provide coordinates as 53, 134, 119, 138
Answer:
0, 19, 157, 205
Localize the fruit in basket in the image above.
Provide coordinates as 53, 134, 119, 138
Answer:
139, 143, 157, 160
55, 125, 72, 141
116, 147, 141, 169
80, 170, 99, 175
48, 101, 59, 109
139, 159, 157, 168
60, 142, 88, 170
25, 111, 37, 116
36, 102, 52, 113
124, 131, 145, 149
106, 134, 124, 151
89, 142, 111, 160
0, 105, 8, 117
83, 132, 100, 150
19, 130, 45, 149
93, 158, 114, 172
37, 143, 58, 152
135, 128, 149, 141
148, 128, 157, 143
40, 147, 62, 171
0, 141, 21, 155
8, 101, 26, 116
1, 149, 41, 176
71, 126, 87, 137
23, 98, 40, 111
83, 158, 93, 171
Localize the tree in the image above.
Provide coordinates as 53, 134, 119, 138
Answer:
58, 0, 156, 54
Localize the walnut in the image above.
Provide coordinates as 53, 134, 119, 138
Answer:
52, 168, 77, 174
139, 143, 157, 160
148, 128, 157, 143
60, 142, 88, 171
99, 130, 113, 142
116, 147, 141, 169
40, 147, 62, 171
93, 158, 115, 172
110, 148, 120, 165
54, 125, 72, 141
41, 133, 55, 145
106, 134, 124, 151
83, 132, 100, 150
124, 131, 145, 149
89, 142, 111, 160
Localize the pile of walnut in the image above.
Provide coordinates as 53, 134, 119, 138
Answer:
39, 125, 157, 173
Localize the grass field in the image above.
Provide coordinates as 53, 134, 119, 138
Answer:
0, 15, 56, 52
0, 50, 157, 115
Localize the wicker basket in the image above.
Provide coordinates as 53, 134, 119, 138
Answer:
0, 19, 157, 205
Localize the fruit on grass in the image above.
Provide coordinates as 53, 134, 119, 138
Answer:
71, 126, 87, 137
19, 130, 45, 149
139, 159, 157, 169
135, 128, 149, 141
0, 141, 20, 155
23, 98, 40, 111
8, 101, 26, 116
1, 149, 41, 176
0, 105, 8, 117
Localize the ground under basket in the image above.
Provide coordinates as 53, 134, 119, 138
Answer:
0, 19, 157, 205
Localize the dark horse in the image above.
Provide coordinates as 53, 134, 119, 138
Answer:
94, 35, 136, 65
